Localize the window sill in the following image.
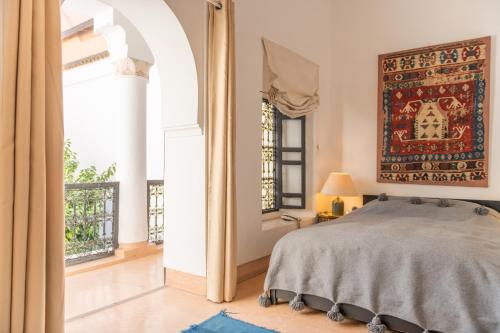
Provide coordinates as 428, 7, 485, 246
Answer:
261, 216, 315, 232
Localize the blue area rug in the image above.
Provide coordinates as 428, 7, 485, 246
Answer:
182, 311, 279, 333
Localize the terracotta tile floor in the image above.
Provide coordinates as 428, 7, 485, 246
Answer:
65, 259, 368, 333
65, 254, 164, 320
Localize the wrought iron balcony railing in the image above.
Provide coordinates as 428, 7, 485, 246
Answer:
64, 182, 119, 266
64, 180, 164, 266
147, 180, 164, 244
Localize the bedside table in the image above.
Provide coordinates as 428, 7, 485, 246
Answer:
316, 212, 339, 223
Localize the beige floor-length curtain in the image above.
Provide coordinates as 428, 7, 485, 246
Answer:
0, 0, 65, 332
206, 0, 237, 303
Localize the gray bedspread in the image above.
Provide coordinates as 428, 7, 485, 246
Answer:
263, 197, 500, 332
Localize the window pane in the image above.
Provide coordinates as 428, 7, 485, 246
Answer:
282, 164, 302, 193
261, 100, 278, 212
282, 197, 302, 206
282, 152, 301, 161
282, 119, 302, 148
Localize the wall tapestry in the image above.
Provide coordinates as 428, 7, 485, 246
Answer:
377, 37, 490, 187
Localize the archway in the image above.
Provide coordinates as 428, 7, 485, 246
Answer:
61, 0, 202, 322
63, 0, 200, 132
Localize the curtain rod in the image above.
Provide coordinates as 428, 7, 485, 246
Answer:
206, 0, 222, 10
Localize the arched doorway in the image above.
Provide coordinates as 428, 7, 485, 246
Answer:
61, 0, 200, 323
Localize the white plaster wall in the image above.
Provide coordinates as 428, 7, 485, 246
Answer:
147, 65, 164, 180
113, 11, 155, 64
157, 0, 208, 276
63, 61, 164, 180
235, 0, 339, 265
62, 1, 164, 180
63, 63, 119, 176
115, 75, 149, 244
64, 0, 206, 276
101, 0, 200, 133
164, 0, 207, 131
160, 0, 338, 272
163, 135, 206, 276
332, 0, 500, 200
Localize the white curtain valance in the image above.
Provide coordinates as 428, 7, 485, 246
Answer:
262, 38, 320, 118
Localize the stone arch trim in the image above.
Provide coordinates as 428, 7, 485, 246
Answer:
98, 0, 200, 136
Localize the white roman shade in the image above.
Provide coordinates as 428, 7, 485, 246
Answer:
262, 38, 320, 118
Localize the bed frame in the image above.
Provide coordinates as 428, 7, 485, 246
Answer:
269, 289, 431, 332
268, 195, 500, 333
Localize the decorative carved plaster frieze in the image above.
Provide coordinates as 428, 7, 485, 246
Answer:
115, 57, 152, 80
63, 50, 110, 71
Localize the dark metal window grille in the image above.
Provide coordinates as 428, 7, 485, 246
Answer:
262, 99, 306, 213
147, 180, 164, 244
262, 99, 279, 213
64, 182, 119, 266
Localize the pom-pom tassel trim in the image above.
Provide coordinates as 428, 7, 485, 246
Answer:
475, 206, 489, 216
367, 315, 387, 333
409, 197, 423, 205
378, 193, 388, 201
258, 292, 272, 308
327, 303, 344, 322
289, 294, 305, 312
437, 199, 450, 207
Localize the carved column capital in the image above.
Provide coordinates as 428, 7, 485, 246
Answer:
116, 57, 152, 80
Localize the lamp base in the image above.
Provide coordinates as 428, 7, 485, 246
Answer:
332, 197, 344, 216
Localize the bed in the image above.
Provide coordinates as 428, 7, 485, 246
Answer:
259, 195, 500, 333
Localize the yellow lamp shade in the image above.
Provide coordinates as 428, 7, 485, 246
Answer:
320, 172, 357, 197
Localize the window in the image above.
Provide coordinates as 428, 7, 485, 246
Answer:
261, 99, 306, 213
261, 100, 278, 212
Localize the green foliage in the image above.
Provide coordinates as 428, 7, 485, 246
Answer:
64, 139, 116, 184
64, 139, 117, 254
64, 140, 79, 183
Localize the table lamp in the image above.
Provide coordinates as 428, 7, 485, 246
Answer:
320, 172, 357, 216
